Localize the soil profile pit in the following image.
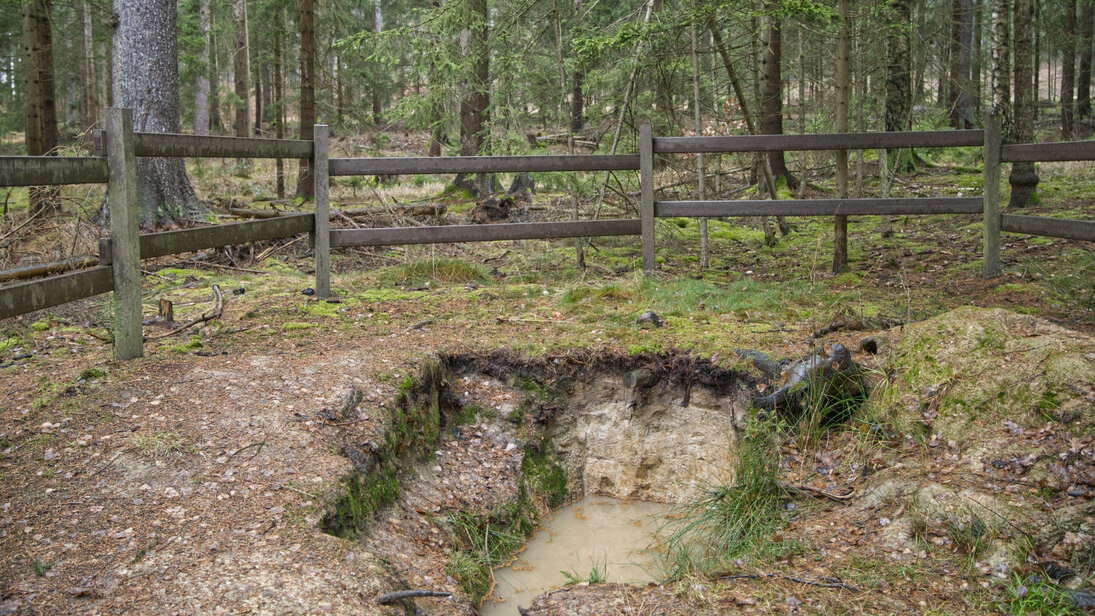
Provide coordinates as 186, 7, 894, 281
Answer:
331, 352, 757, 615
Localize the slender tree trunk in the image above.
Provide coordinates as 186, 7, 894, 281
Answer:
233, 0, 252, 161
296, 0, 316, 198
254, 59, 263, 136
948, 0, 973, 127
834, 0, 851, 273
973, 0, 983, 115
885, 0, 914, 171
193, 0, 211, 135
372, 0, 383, 124
691, 0, 707, 270
428, 0, 444, 157
1010, 0, 1039, 207
81, 0, 97, 130
759, 0, 795, 187
1062, 0, 1076, 140
274, 8, 285, 199
991, 0, 1013, 144
113, 0, 208, 226
209, 10, 222, 133
1033, 0, 1040, 117
1077, 0, 1094, 136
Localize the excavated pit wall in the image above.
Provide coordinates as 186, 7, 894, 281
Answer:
552, 373, 751, 502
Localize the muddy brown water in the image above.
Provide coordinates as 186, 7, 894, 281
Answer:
480, 496, 671, 616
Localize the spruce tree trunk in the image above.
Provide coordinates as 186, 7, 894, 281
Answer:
885, 0, 914, 171
992, 0, 1012, 139
113, 0, 208, 226
296, 0, 317, 198
427, 0, 445, 158
274, 8, 285, 199
1062, 0, 1076, 140
81, 0, 97, 130
372, 0, 383, 124
1077, 0, 1094, 136
456, 0, 490, 196
834, 0, 851, 273
209, 10, 223, 133
193, 0, 211, 135
948, 0, 973, 127
759, 0, 795, 187
233, 0, 251, 142
1009, 0, 1039, 208
23, 0, 59, 215
571, 70, 585, 133
972, 0, 982, 115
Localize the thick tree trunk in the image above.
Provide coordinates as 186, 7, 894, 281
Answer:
759, 0, 795, 187
23, 0, 59, 215
834, 0, 851, 273
1010, 0, 1039, 208
948, 0, 974, 127
455, 0, 490, 196
193, 0, 211, 135
81, 0, 97, 130
113, 0, 208, 226
1077, 0, 1094, 136
296, 0, 316, 198
233, 0, 251, 141
1062, 0, 1076, 140
885, 0, 914, 171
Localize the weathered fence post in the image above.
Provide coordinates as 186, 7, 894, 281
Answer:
639, 122, 655, 273
313, 124, 330, 298
983, 113, 1002, 278
106, 108, 143, 360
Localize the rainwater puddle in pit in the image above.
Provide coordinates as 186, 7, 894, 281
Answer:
481, 496, 671, 616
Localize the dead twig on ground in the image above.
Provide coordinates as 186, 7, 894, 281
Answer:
375, 590, 453, 605
183, 259, 265, 275
717, 572, 857, 591
785, 484, 855, 502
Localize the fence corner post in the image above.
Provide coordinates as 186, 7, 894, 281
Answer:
313, 124, 331, 298
639, 122, 655, 274
982, 112, 1002, 278
105, 108, 143, 360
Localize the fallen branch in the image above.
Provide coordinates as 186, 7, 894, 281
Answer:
144, 284, 223, 341
376, 590, 452, 605
0, 256, 100, 283
785, 484, 855, 503
717, 572, 857, 591
182, 259, 265, 275
811, 317, 905, 340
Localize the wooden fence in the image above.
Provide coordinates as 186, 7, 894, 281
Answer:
1, 108, 1093, 360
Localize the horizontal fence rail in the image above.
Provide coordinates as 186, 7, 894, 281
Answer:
655, 197, 983, 218
653, 130, 984, 154
98, 213, 314, 263
0, 267, 113, 320
1001, 214, 1095, 242
331, 219, 640, 247
1001, 141, 1095, 163
329, 154, 640, 176
133, 132, 314, 159
0, 156, 109, 186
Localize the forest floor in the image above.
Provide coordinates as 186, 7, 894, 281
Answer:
0, 134, 1094, 615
